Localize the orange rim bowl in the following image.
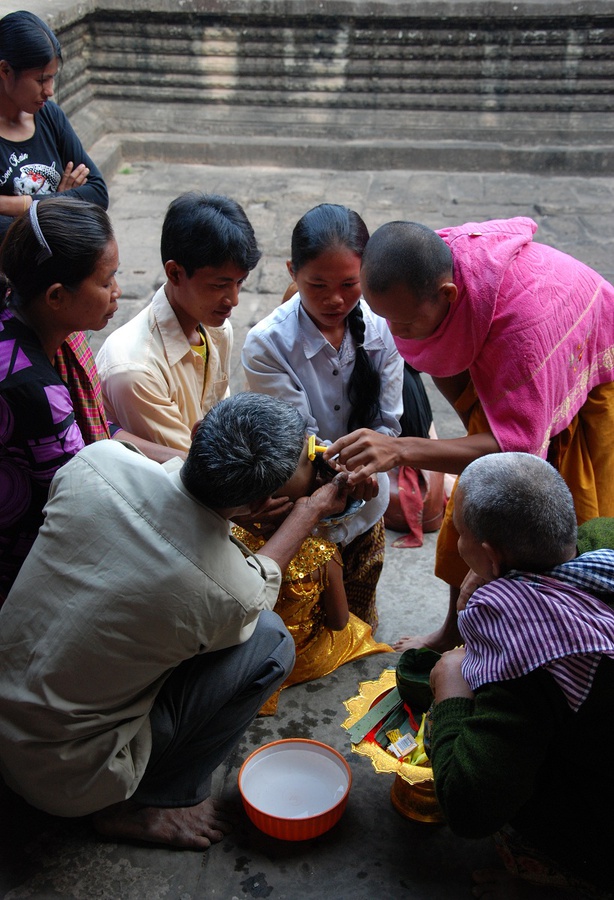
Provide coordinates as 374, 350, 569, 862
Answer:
238, 738, 352, 840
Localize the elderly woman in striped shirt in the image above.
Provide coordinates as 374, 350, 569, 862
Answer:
428, 452, 614, 900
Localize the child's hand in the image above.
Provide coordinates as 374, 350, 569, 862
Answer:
429, 648, 474, 703
347, 474, 379, 502
321, 453, 379, 501
299, 471, 349, 520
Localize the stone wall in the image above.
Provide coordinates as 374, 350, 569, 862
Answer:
85, 9, 614, 116
16, 0, 614, 172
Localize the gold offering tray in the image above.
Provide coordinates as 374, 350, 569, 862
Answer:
342, 668, 432, 785
342, 668, 443, 823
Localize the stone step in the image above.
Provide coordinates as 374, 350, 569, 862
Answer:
89, 126, 614, 178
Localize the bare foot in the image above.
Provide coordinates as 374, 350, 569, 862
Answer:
472, 868, 573, 899
392, 627, 457, 654
92, 796, 234, 850
393, 634, 433, 652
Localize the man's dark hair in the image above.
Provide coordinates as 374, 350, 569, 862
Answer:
160, 192, 261, 277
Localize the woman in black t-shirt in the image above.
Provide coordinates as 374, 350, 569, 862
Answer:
0, 10, 108, 239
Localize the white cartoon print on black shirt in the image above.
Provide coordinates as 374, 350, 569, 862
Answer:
14, 161, 61, 196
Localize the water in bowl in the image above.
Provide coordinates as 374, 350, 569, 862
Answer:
242, 747, 348, 818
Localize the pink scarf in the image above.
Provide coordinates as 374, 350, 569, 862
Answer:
394, 218, 614, 455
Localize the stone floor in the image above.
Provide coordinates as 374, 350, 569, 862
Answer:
2, 160, 614, 898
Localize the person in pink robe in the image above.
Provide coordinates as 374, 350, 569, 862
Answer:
324, 217, 614, 653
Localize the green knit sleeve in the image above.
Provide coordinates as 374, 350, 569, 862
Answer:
430, 677, 557, 839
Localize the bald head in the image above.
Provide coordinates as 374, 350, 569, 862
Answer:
457, 453, 577, 572
361, 221, 453, 302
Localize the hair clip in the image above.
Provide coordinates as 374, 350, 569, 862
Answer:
307, 434, 328, 460
29, 201, 53, 265
307, 435, 338, 480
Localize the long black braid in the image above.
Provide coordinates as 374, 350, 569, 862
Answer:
346, 303, 381, 430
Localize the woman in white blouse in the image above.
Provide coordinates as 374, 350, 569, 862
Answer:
242, 203, 403, 631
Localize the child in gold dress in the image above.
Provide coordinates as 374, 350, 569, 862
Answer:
232, 438, 391, 714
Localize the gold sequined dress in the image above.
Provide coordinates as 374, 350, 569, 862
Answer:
232, 527, 392, 714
